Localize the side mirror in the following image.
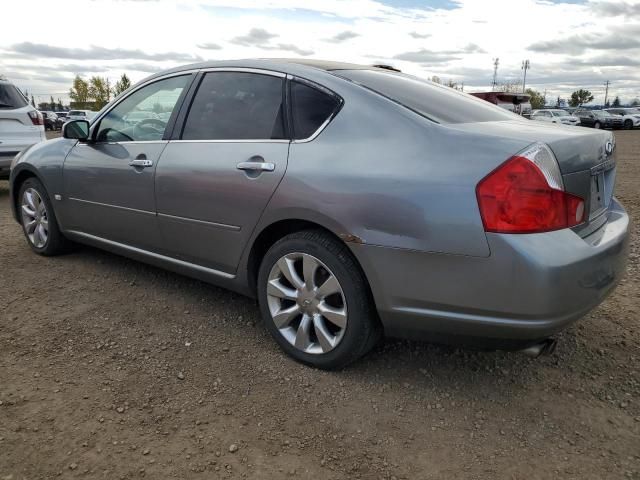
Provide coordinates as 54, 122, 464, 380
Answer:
63, 120, 90, 141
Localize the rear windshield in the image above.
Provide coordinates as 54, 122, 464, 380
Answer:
0, 83, 28, 109
335, 69, 517, 124
69, 110, 86, 116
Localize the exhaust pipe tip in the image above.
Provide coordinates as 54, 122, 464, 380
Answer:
520, 338, 557, 358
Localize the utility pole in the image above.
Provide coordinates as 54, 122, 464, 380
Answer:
491, 58, 499, 91
521, 59, 530, 93
604, 80, 610, 106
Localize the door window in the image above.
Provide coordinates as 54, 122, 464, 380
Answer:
181, 72, 285, 140
95, 75, 189, 143
290, 81, 340, 140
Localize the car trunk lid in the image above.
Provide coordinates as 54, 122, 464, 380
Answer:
448, 120, 617, 236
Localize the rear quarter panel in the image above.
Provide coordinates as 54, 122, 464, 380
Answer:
261, 77, 530, 258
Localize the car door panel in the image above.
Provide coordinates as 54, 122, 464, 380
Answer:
63, 142, 165, 251
155, 141, 289, 273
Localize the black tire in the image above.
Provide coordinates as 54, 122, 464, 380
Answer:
257, 230, 381, 369
594, 121, 601, 129
18, 177, 72, 256
624, 119, 633, 130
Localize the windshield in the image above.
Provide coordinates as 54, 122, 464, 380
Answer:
336, 69, 518, 124
0, 83, 28, 109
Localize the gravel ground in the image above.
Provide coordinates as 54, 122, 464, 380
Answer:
1, 131, 639, 479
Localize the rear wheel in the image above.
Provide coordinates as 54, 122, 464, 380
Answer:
18, 178, 71, 256
594, 121, 601, 129
257, 230, 381, 369
624, 119, 633, 130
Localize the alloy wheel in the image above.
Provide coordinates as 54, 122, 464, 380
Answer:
21, 188, 49, 248
266, 252, 347, 354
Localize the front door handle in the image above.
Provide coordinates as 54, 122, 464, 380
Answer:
129, 158, 153, 168
236, 161, 275, 172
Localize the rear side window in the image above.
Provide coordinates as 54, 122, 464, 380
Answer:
0, 83, 28, 109
290, 81, 340, 140
182, 72, 285, 140
336, 69, 517, 124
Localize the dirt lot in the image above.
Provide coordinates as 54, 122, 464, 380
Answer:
1, 131, 639, 480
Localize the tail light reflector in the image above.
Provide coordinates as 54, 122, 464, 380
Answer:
28, 110, 44, 126
476, 143, 585, 233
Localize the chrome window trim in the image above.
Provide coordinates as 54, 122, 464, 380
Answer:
287, 74, 344, 144
169, 139, 290, 144
76, 140, 167, 146
198, 67, 286, 78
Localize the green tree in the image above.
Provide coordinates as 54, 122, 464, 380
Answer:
612, 96, 621, 107
57, 98, 63, 110
113, 73, 132, 96
568, 89, 594, 107
50, 95, 56, 110
525, 88, 545, 109
69, 75, 90, 105
88, 76, 110, 109
631, 98, 640, 107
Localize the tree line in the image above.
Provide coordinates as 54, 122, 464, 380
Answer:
68, 74, 132, 110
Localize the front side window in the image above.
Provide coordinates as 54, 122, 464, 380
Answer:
182, 72, 285, 140
96, 75, 189, 142
290, 81, 340, 140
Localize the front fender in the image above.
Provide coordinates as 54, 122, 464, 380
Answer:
9, 137, 77, 224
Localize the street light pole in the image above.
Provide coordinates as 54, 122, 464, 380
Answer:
522, 59, 530, 93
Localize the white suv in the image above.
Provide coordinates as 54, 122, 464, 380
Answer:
0, 80, 46, 178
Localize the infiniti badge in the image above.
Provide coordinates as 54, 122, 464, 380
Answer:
605, 140, 614, 155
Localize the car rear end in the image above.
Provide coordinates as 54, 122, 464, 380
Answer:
331, 69, 629, 346
0, 81, 46, 178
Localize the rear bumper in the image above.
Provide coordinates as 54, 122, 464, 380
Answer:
350, 199, 630, 346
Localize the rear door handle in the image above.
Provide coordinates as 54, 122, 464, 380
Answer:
236, 161, 275, 172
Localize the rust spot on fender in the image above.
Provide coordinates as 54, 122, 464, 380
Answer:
339, 233, 364, 244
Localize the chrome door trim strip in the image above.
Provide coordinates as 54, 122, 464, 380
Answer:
66, 230, 236, 279
157, 212, 241, 231
68, 197, 155, 216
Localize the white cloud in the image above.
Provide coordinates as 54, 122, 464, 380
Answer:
1, 0, 639, 105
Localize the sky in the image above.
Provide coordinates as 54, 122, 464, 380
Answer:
2, 0, 639, 106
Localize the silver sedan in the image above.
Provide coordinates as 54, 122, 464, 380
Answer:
9, 59, 629, 369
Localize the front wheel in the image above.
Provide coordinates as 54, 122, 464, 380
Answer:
594, 121, 601, 129
257, 230, 381, 369
18, 178, 72, 255
624, 119, 633, 130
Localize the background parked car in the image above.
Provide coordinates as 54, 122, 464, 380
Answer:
574, 109, 623, 129
530, 109, 580, 126
66, 109, 96, 122
40, 111, 62, 131
604, 108, 640, 130
0, 79, 46, 179
55, 111, 68, 123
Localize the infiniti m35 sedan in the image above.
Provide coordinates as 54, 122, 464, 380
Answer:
9, 59, 629, 369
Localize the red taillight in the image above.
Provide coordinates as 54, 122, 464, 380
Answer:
28, 110, 44, 126
476, 152, 585, 234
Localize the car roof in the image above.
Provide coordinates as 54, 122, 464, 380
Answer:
137, 58, 391, 86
